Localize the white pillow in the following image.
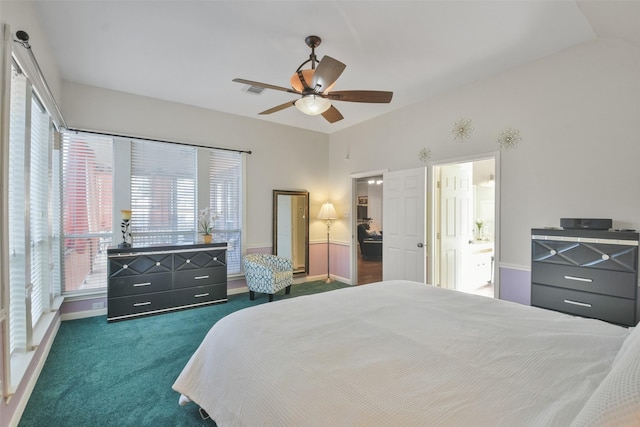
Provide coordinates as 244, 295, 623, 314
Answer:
570, 325, 640, 427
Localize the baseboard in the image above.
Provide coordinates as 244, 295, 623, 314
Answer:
61, 308, 107, 321
305, 274, 352, 285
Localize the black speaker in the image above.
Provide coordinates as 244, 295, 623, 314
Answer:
560, 218, 612, 230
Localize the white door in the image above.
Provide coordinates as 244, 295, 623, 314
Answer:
382, 167, 427, 282
439, 163, 472, 290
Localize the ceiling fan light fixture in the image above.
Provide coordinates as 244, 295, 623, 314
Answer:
294, 95, 331, 115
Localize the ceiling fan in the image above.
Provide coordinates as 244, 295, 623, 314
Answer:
233, 35, 393, 123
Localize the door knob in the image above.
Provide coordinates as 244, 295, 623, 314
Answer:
417, 243, 424, 248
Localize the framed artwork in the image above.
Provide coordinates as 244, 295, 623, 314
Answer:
358, 196, 368, 205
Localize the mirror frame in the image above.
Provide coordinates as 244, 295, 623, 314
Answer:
273, 190, 309, 275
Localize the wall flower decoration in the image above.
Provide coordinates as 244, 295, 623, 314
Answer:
451, 118, 474, 142
497, 128, 522, 150
419, 148, 431, 162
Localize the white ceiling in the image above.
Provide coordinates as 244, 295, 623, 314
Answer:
31, 1, 640, 134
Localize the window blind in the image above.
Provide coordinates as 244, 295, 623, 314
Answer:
8, 63, 28, 354
29, 96, 52, 326
61, 132, 113, 292
130, 140, 196, 246
209, 150, 243, 274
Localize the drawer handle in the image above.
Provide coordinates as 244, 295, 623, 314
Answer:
194, 293, 210, 298
563, 299, 592, 308
194, 275, 210, 280
133, 301, 152, 307
133, 282, 152, 287
564, 275, 593, 283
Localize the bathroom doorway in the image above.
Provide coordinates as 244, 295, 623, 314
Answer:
430, 156, 498, 298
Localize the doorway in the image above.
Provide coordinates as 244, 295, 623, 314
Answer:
352, 172, 385, 285
430, 156, 498, 298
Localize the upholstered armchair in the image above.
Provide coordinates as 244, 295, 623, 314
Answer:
243, 254, 293, 302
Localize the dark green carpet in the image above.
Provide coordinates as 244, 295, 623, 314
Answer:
19, 280, 349, 427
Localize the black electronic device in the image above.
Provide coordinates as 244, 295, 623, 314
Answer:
560, 218, 612, 230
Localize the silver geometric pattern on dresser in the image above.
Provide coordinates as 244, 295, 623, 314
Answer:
532, 240, 637, 273
109, 253, 173, 277
174, 249, 226, 270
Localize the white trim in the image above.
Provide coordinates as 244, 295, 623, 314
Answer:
350, 169, 388, 179
428, 152, 501, 296
62, 292, 106, 303
60, 308, 107, 321
245, 243, 272, 251
499, 262, 530, 272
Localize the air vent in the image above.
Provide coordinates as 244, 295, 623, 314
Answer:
243, 85, 264, 95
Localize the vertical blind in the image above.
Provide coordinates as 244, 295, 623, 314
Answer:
130, 140, 197, 246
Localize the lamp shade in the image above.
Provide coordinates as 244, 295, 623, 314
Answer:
318, 202, 338, 220
294, 95, 331, 115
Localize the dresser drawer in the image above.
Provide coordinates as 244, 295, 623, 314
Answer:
107, 290, 173, 320
173, 284, 227, 307
532, 238, 638, 273
532, 262, 636, 299
174, 249, 226, 270
108, 253, 173, 277
531, 284, 636, 326
173, 266, 226, 289
108, 272, 172, 297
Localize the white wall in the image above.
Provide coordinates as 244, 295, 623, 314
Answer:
328, 37, 640, 269
1, 0, 63, 111
61, 82, 331, 248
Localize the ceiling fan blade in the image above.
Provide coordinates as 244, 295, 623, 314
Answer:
321, 105, 344, 123
312, 56, 346, 93
259, 101, 295, 115
326, 90, 393, 103
233, 78, 300, 95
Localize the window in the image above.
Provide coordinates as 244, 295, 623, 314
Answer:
8, 63, 28, 354
29, 97, 53, 326
60, 132, 113, 293
130, 140, 196, 246
7, 62, 60, 354
209, 150, 243, 274
60, 131, 245, 292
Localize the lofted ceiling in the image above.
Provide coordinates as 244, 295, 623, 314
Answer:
29, 0, 640, 134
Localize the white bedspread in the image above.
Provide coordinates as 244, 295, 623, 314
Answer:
173, 280, 631, 426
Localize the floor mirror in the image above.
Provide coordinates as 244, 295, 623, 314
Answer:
273, 190, 309, 275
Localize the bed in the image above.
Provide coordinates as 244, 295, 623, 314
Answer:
173, 280, 640, 426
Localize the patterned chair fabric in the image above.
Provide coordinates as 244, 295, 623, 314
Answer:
243, 254, 293, 302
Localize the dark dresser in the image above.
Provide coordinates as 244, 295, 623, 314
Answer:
107, 243, 227, 321
531, 228, 639, 326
